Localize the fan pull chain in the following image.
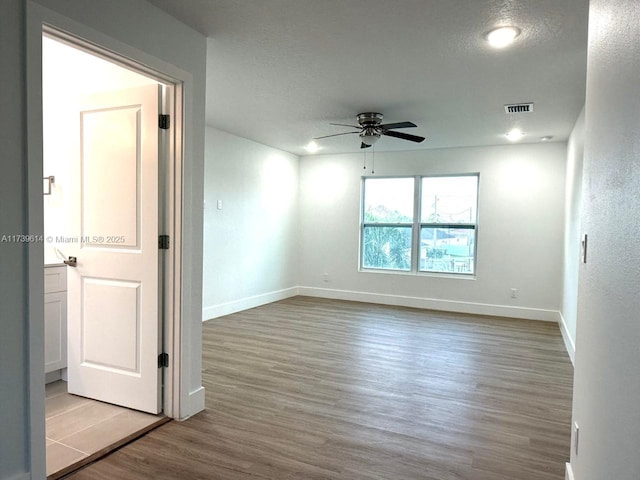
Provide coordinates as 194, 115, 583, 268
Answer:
363, 149, 367, 170
371, 147, 375, 174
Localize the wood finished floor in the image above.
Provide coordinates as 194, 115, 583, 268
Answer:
67, 296, 574, 480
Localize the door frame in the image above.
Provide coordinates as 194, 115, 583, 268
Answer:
26, 5, 188, 478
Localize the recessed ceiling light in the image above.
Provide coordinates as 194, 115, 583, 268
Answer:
486, 26, 521, 48
305, 141, 320, 153
540, 136, 553, 142
506, 128, 524, 141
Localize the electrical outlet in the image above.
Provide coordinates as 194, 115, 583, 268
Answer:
510, 288, 518, 298
574, 422, 579, 455
322, 273, 329, 283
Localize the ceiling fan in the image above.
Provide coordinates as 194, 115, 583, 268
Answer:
314, 112, 426, 149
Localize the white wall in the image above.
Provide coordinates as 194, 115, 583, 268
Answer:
560, 108, 585, 364
0, 3, 29, 479
203, 128, 299, 319
299, 143, 567, 321
568, 1, 640, 479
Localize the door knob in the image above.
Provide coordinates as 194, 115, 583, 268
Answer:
64, 256, 77, 267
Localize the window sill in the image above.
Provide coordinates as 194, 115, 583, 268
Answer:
359, 267, 476, 280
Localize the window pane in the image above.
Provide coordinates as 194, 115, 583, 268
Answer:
364, 177, 414, 223
421, 176, 478, 224
362, 226, 412, 271
419, 227, 475, 274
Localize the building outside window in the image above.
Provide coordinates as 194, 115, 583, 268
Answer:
361, 174, 478, 275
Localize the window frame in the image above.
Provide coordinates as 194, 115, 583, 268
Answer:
360, 173, 479, 276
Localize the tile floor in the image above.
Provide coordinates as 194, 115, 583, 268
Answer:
45, 381, 166, 479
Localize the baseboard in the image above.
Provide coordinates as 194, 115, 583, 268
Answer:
202, 285, 562, 323
45, 369, 62, 384
558, 313, 576, 366
566, 462, 575, 480
202, 287, 299, 321
297, 287, 560, 322
181, 386, 205, 420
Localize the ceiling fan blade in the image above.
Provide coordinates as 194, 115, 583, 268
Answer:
361, 142, 372, 149
313, 131, 360, 140
383, 130, 425, 143
329, 123, 361, 129
379, 121, 417, 130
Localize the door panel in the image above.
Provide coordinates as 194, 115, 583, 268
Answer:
81, 106, 141, 247
81, 278, 140, 373
67, 84, 161, 414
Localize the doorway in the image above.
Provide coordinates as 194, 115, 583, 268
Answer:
41, 31, 177, 478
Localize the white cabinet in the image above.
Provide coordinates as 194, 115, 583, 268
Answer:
44, 266, 67, 373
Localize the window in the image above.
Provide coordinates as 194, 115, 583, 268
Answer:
361, 175, 478, 275
361, 177, 414, 271
419, 176, 478, 274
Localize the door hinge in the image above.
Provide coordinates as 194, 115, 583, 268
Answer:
158, 352, 169, 368
158, 234, 170, 250
159, 114, 170, 130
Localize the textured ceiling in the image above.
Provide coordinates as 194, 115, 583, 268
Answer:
146, 0, 589, 155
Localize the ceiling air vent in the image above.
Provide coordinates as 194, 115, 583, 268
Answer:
504, 103, 534, 114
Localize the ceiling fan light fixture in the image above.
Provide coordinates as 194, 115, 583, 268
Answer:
315, 112, 424, 149
486, 26, 521, 48
360, 132, 381, 146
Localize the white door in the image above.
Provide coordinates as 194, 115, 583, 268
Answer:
67, 85, 162, 414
